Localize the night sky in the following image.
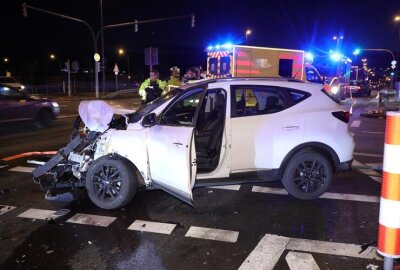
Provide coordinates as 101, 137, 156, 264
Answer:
1, 0, 399, 80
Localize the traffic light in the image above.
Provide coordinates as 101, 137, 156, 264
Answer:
134, 19, 138, 32
191, 14, 195, 28
22, 2, 28, 17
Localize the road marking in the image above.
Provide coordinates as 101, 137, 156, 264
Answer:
58, 115, 78, 119
66, 213, 116, 227
1, 151, 57, 161
209, 185, 241, 191
252, 186, 288, 195
361, 131, 385, 135
0, 205, 16, 216
239, 234, 382, 270
353, 152, 383, 158
350, 120, 361, 128
127, 220, 176, 235
8, 166, 34, 173
252, 186, 379, 203
239, 234, 289, 270
0, 165, 7, 169
285, 252, 320, 270
353, 160, 382, 181
286, 237, 382, 260
17, 208, 56, 220
185, 226, 239, 243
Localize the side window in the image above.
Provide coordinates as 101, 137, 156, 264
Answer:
288, 89, 311, 104
231, 86, 287, 117
161, 89, 203, 126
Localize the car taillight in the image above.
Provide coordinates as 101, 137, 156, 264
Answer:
332, 111, 350, 123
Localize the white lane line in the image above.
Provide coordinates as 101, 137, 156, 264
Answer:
127, 220, 176, 235
252, 186, 288, 195
252, 186, 379, 203
350, 120, 361, 128
0, 165, 8, 169
285, 252, 320, 270
8, 166, 34, 173
239, 234, 289, 270
353, 160, 382, 179
239, 234, 382, 269
17, 208, 56, 220
361, 131, 385, 135
353, 152, 383, 158
209, 185, 241, 191
0, 205, 16, 216
185, 226, 239, 243
287, 237, 382, 260
66, 213, 116, 227
320, 192, 379, 203
58, 115, 78, 119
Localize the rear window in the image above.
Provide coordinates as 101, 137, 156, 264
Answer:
288, 90, 311, 104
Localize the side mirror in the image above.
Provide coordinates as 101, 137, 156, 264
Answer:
141, 113, 157, 127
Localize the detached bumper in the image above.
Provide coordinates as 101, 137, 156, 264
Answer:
337, 159, 353, 172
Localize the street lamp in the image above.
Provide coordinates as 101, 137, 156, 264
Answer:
49, 53, 56, 60
394, 15, 400, 22
117, 48, 130, 80
118, 48, 125, 55
245, 29, 252, 45
3, 58, 8, 63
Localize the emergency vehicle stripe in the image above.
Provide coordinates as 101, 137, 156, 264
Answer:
385, 113, 400, 145
381, 171, 400, 201
383, 144, 400, 174
379, 197, 400, 228
378, 224, 400, 257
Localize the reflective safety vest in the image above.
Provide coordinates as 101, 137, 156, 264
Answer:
139, 78, 166, 101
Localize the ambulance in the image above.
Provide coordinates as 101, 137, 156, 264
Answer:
206, 44, 324, 84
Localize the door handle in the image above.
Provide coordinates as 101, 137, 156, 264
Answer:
173, 142, 183, 147
283, 125, 300, 130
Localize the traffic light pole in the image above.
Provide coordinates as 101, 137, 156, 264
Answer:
23, 4, 100, 98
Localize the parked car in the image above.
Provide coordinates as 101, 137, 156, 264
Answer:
348, 80, 371, 96
0, 76, 25, 90
0, 83, 60, 127
33, 78, 354, 209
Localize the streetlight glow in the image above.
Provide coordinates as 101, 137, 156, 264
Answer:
50, 53, 56, 60
394, 15, 400, 22
118, 48, 125, 55
246, 29, 252, 35
3, 58, 8, 63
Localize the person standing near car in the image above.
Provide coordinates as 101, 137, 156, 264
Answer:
139, 70, 166, 105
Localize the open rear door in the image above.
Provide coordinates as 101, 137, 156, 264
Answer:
147, 125, 197, 205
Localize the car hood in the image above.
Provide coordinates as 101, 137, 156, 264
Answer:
78, 100, 136, 132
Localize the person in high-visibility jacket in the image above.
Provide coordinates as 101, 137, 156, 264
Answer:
139, 70, 166, 105
166, 66, 181, 92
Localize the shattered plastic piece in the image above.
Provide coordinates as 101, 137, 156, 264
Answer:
88, 241, 92, 245
46, 250, 54, 254
47, 209, 71, 220
366, 263, 379, 270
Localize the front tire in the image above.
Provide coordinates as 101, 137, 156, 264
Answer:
282, 150, 332, 200
86, 156, 138, 209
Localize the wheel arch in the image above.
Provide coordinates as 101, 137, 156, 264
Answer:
278, 142, 341, 176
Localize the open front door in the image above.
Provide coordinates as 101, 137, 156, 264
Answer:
147, 126, 196, 204
146, 88, 204, 204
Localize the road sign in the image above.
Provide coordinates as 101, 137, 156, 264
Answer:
71, 61, 79, 73
113, 63, 119, 75
392, 65, 396, 69
145, 47, 158, 67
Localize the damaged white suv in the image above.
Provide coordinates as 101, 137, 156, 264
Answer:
33, 78, 354, 209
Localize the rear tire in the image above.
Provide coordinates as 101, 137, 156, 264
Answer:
86, 156, 138, 209
35, 109, 53, 128
282, 150, 332, 200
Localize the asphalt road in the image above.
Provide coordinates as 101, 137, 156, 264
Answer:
0, 94, 395, 270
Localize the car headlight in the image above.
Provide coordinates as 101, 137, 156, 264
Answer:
331, 86, 339, 94
21, 85, 25, 90
52, 102, 60, 108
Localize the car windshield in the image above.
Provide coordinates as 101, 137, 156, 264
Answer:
129, 88, 183, 123
0, 77, 18, 84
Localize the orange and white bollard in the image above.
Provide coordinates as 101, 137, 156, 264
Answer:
378, 111, 400, 269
